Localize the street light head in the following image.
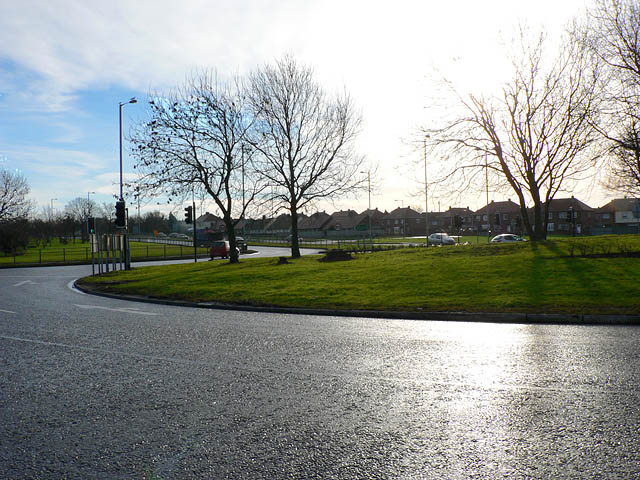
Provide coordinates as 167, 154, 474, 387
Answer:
129, 97, 137, 104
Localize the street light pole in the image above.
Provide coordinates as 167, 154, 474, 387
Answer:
87, 191, 95, 238
119, 97, 137, 201
424, 135, 430, 246
486, 153, 490, 243
360, 170, 372, 248
241, 144, 249, 241
119, 97, 137, 269
50, 198, 57, 246
395, 199, 405, 237
87, 191, 95, 215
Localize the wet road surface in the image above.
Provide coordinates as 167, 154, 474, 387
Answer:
1, 259, 640, 478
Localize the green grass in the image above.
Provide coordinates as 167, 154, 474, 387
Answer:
76, 235, 640, 315
0, 241, 209, 265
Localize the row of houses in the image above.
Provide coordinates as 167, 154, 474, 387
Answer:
194, 197, 640, 239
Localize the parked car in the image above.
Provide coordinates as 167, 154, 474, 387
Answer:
209, 240, 239, 259
427, 233, 456, 246
491, 234, 526, 243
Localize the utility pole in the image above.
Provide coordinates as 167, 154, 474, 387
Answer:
118, 97, 136, 270
486, 154, 490, 243
424, 136, 430, 246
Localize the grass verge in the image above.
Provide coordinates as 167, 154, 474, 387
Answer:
76, 235, 640, 315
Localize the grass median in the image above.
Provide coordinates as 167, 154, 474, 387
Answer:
76, 235, 640, 315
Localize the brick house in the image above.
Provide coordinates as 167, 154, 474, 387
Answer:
473, 200, 522, 234
383, 207, 423, 236
541, 197, 594, 235
593, 198, 640, 234
298, 211, 331, 238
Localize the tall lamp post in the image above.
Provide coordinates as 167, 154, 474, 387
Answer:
119, 97, 137, 269
241, 144, 251, 242
87, 191, 95, 238
395, 199, 405, 237
50, 198, 57, 246
424, 135, 430, 246
360, 170, 372, 248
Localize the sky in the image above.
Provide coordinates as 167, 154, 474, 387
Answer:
1, 0, 608, 219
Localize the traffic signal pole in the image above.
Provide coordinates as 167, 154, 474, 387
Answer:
193, 200, 197, 263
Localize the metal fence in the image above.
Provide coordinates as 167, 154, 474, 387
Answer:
0, 241, 208, 267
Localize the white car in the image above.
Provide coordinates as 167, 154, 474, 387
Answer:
427, 233, 456, 246
491, 234, 526, 243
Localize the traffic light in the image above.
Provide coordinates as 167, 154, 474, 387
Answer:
115, 200, 126, 228
87, 217, 96, 234
185, 205, 193, 224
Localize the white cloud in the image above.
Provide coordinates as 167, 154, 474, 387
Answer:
1, 0, 600, 212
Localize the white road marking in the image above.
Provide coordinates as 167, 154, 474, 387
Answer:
74, 304, 159, 316
0, 309, 16, 314
13, 280, 36, 287
67, 279, 86, 294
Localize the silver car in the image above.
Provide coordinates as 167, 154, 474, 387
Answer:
428, 233, 456, 246
491, 234, 526, 243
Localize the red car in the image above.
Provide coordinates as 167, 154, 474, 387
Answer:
209, 240, 239, 259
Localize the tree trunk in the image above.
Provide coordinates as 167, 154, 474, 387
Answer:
530, 201, 547, 241
224, 216, 239, 264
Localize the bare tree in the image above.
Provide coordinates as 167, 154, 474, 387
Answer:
248, 55, 365, 257
0, 169, 32, 221
64, 197, 98, 242
427, 30, 602, 241
577, 0, 640, 196
130, 72, 264, 263
604, 120, 640, 197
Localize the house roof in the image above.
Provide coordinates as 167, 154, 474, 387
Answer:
358, 208, 386, 219
442, 206, 474, 216
612, 198, 640, 211
324, 210, 361, 230
243, 217, 272, 231
546, 197, 594, 211
298, 211, 331, 230
197, 212, 223, 223
474, 200, 520, 214
265, 214, 292, 231
386, 207, 422, 219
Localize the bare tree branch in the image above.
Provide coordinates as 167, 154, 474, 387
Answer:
130, 71, 265, 263
248, 55, 365, 257
425, 27, 602, 240
0, 169, 32, 221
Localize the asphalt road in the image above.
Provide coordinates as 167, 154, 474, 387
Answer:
1, 248, 640, 478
